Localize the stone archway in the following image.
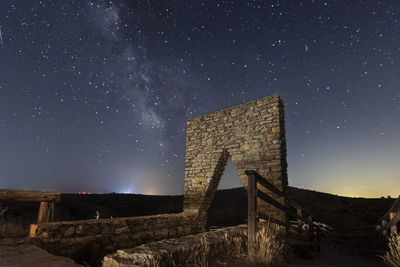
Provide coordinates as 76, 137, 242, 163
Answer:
183, 95, 288, 232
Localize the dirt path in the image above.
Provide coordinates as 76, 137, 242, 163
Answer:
287, 246, 385, 267
210, 245, 385, 267
0, 238, 82, 267
0, 239, 386, 267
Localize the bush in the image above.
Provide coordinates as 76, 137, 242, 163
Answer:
249, 221, 287, 265
0, 222, 27, 238
381, 233, 400, 267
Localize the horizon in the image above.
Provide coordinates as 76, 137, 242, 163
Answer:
32, 185, 400, 200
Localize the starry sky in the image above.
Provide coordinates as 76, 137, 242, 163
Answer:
0, 0, 399, 197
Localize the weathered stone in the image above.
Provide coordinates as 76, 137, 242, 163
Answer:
30, 212, 196, 262
103, 225, 250, 267
114, 226, 129, 235
183, 95, 288, 231
63, 227, 75, 237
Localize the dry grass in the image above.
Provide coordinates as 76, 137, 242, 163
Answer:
0, 204, 26, 238
249, 222, 286, 265
222, 232, 246, 258
147, 233, 211, 267
0, 222, 27, 238
140, 223, 286, 267
197, 233, 211, 267
381, 233, 400, 267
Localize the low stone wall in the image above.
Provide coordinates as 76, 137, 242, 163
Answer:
103, 225, 248, 267
30, 212, 197, 265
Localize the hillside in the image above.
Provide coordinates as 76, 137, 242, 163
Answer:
0, 186, 395, 237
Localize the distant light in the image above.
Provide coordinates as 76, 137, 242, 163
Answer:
117, 189, 134, 194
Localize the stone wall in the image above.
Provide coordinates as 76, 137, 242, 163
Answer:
103, 224, 248, 267
30, 212, 196, 265
183, 94, 288, 231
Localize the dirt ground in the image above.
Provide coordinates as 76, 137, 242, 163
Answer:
288, 246, 386, 267
209, 245, 385, 267
0, 238, 387, 267
0, 238, 82, 267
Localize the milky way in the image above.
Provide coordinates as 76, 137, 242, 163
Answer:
0, 0, 399, 197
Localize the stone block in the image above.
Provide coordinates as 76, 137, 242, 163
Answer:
115, 226, 130, 235
64, 226, 75, 237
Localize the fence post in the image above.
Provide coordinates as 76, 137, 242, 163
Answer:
382, 220, 387, 236
297, 208, 302, 234
247, 171, 257, 260
390, 212, 397, 234
37, 202, 51, 224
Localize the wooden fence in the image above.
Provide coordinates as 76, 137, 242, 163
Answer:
246, 170, 333, 257
377, 194, 400, 236
0, 189, 60, 224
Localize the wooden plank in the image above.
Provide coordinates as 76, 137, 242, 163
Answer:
297, 208, 302, 230
258, 212, 286, 227
381, 194, 400, 221
382, 219, 388, 235
244, 170, 284, 197
0, 206, 8, 217
0, 189, 60, 203
253, 172, 284, 197
288, 200, 301, 210
257, 189, 286, 211
388, 212, 400, 230
37, 202, 50, 224
287, 209, 309, 223
288, 200, 313, 223
247, 171, 257, 259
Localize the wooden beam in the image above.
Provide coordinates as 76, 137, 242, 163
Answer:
247, 171, 257, 260
288, 200, 301, 210
37, 202, 51, 224
388, 212, 400, 233
0, 206, 8, 217
257, 189, 286, 211
258, 212, 286, 227
253, 172, 284, 197
0, 189, 60, 203
297, 208, 302, 231
382, 219, 388, 235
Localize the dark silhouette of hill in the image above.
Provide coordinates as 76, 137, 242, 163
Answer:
208, 186, 395, 232
287, 186, 395, 232
0, 186, 395, 237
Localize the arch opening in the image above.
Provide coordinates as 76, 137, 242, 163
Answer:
206, 156, 248, 228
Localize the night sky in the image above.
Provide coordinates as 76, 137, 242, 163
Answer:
0, 0, 399, 197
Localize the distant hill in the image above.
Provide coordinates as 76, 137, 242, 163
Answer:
0, 186, 395, 237
209, 186, 395, 232
287, 186, 396, 231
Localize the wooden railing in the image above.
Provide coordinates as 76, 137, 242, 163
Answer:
377, 194, 400, 236
0, 189, 60, 224
246, 170, 332, 256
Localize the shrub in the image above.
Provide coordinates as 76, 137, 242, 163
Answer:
381, 233, 400, 267
0, 222, 27, 238
222, 232, 246, 258
249, 221, 286, 265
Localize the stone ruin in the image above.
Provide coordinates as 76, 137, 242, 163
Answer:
183, 94, 288, 231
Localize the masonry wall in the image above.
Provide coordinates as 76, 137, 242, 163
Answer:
103, 224, 248, 267
30, 212, 196, 264
183, 94, 288, 231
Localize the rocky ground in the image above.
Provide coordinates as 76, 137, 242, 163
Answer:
0, 238, 82, 267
